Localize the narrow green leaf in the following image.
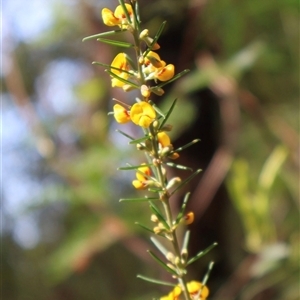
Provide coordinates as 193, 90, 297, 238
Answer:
159, 98, 177, 130
135, 167, 154, 182
119, 162, 154, 182
170, 169, 202, 196
153, 20, 167, 42
157, 69, 190, 88
118, 163, 153, 170
135, 222, 154, 233
115, 129, 134, 141
175, 193, 191, 224
92, 61, 132, 76
187, 243, 218, 265
149, 101, 166, 119
132, 0, 141, 28
124, 54, 137, 70
144, 21, 167, 57
174, 139, 201, 153
148, 250, 178, 275
82, 29, 127, 42
258, 145, 288, 191
129, 135, 150, 144
224, 40, 265, 79
137, 275, 175, 287
165, 162, 193, 171
150, 237, 169, 256
148, 187, 164, 193
202, 261, 214, 286
106, 70, 140, 88
120, 197, 159, 202
118, 0, 132, 24
97, 37, 134, 48
149, 202, 170, 230
182, 230, 190, 253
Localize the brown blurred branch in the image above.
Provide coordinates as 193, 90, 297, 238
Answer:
189, 53, 240, 219
4, 48, 55, 158
213, 254, 257, 300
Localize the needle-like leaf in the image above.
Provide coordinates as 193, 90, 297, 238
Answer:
159, 98, 177, 130
137, 275, 175, 287
97, 38, 134, 48
170, 169, 202, 196
187, 243, 218, 265
148, 250, 178, 275
120, 197, 159, 202
82, 29, 127, 42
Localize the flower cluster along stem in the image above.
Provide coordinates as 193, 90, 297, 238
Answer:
132, 28, 145, 85
83, 1, 216, 299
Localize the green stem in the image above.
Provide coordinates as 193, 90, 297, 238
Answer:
130, 6, 191, 300
131, 15, 145, 85
150, 136, 191, 300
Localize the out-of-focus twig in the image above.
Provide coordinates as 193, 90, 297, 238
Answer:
213, 254, 257, 300
189, 53, 240, 219
4, 47, 55, 158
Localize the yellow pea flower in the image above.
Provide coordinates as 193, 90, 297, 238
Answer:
160, 281, 209, 300
145, 51, 166, 69
187, 281, 209, 300
110, 53, 130, 88
143, 51, 175, 82
101, 4, 133, 27
157, 132, 171, 148
160, 286, 181, 300
156, 64, 175, 82
130, 102, 156, 128
113, 104, 130, 124
132, 164, 151, 190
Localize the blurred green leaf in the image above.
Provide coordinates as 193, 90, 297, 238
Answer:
75, 78, 106, 104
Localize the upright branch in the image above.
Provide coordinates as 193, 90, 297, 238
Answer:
83, 1, 216, 299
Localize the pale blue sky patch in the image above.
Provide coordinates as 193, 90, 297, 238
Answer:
36, 58, 91, 116
3, 0, 55, 42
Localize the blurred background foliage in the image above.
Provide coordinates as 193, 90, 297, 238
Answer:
2, 0, 299, 299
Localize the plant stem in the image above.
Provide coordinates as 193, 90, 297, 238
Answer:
130, 4, 191, 299
151, 138, 191, 300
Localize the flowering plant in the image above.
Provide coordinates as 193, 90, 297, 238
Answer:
83, 1, 216, 299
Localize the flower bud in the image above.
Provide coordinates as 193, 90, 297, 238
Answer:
144, 139, 152, 150
152, 158, 161, 167
169, 152, 180, 160
153, 226, 161, 234
151, 86, 165, 96
181, 248, 188, 263
152, 120, 159, 129
122, 84, 136, 92
160, 124, 173, 132
139, 29, 149, 39
144, 37, 160, 50
166, 252, 175, 263
141, 85, 151, 98
136, 143, 146, 150
151, 214, 158, 222
174, 256, 181, 266
182, 212, 194, 225
138, 55, 144, 65
161, 145, 174, 156
166, 177, 181, 190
